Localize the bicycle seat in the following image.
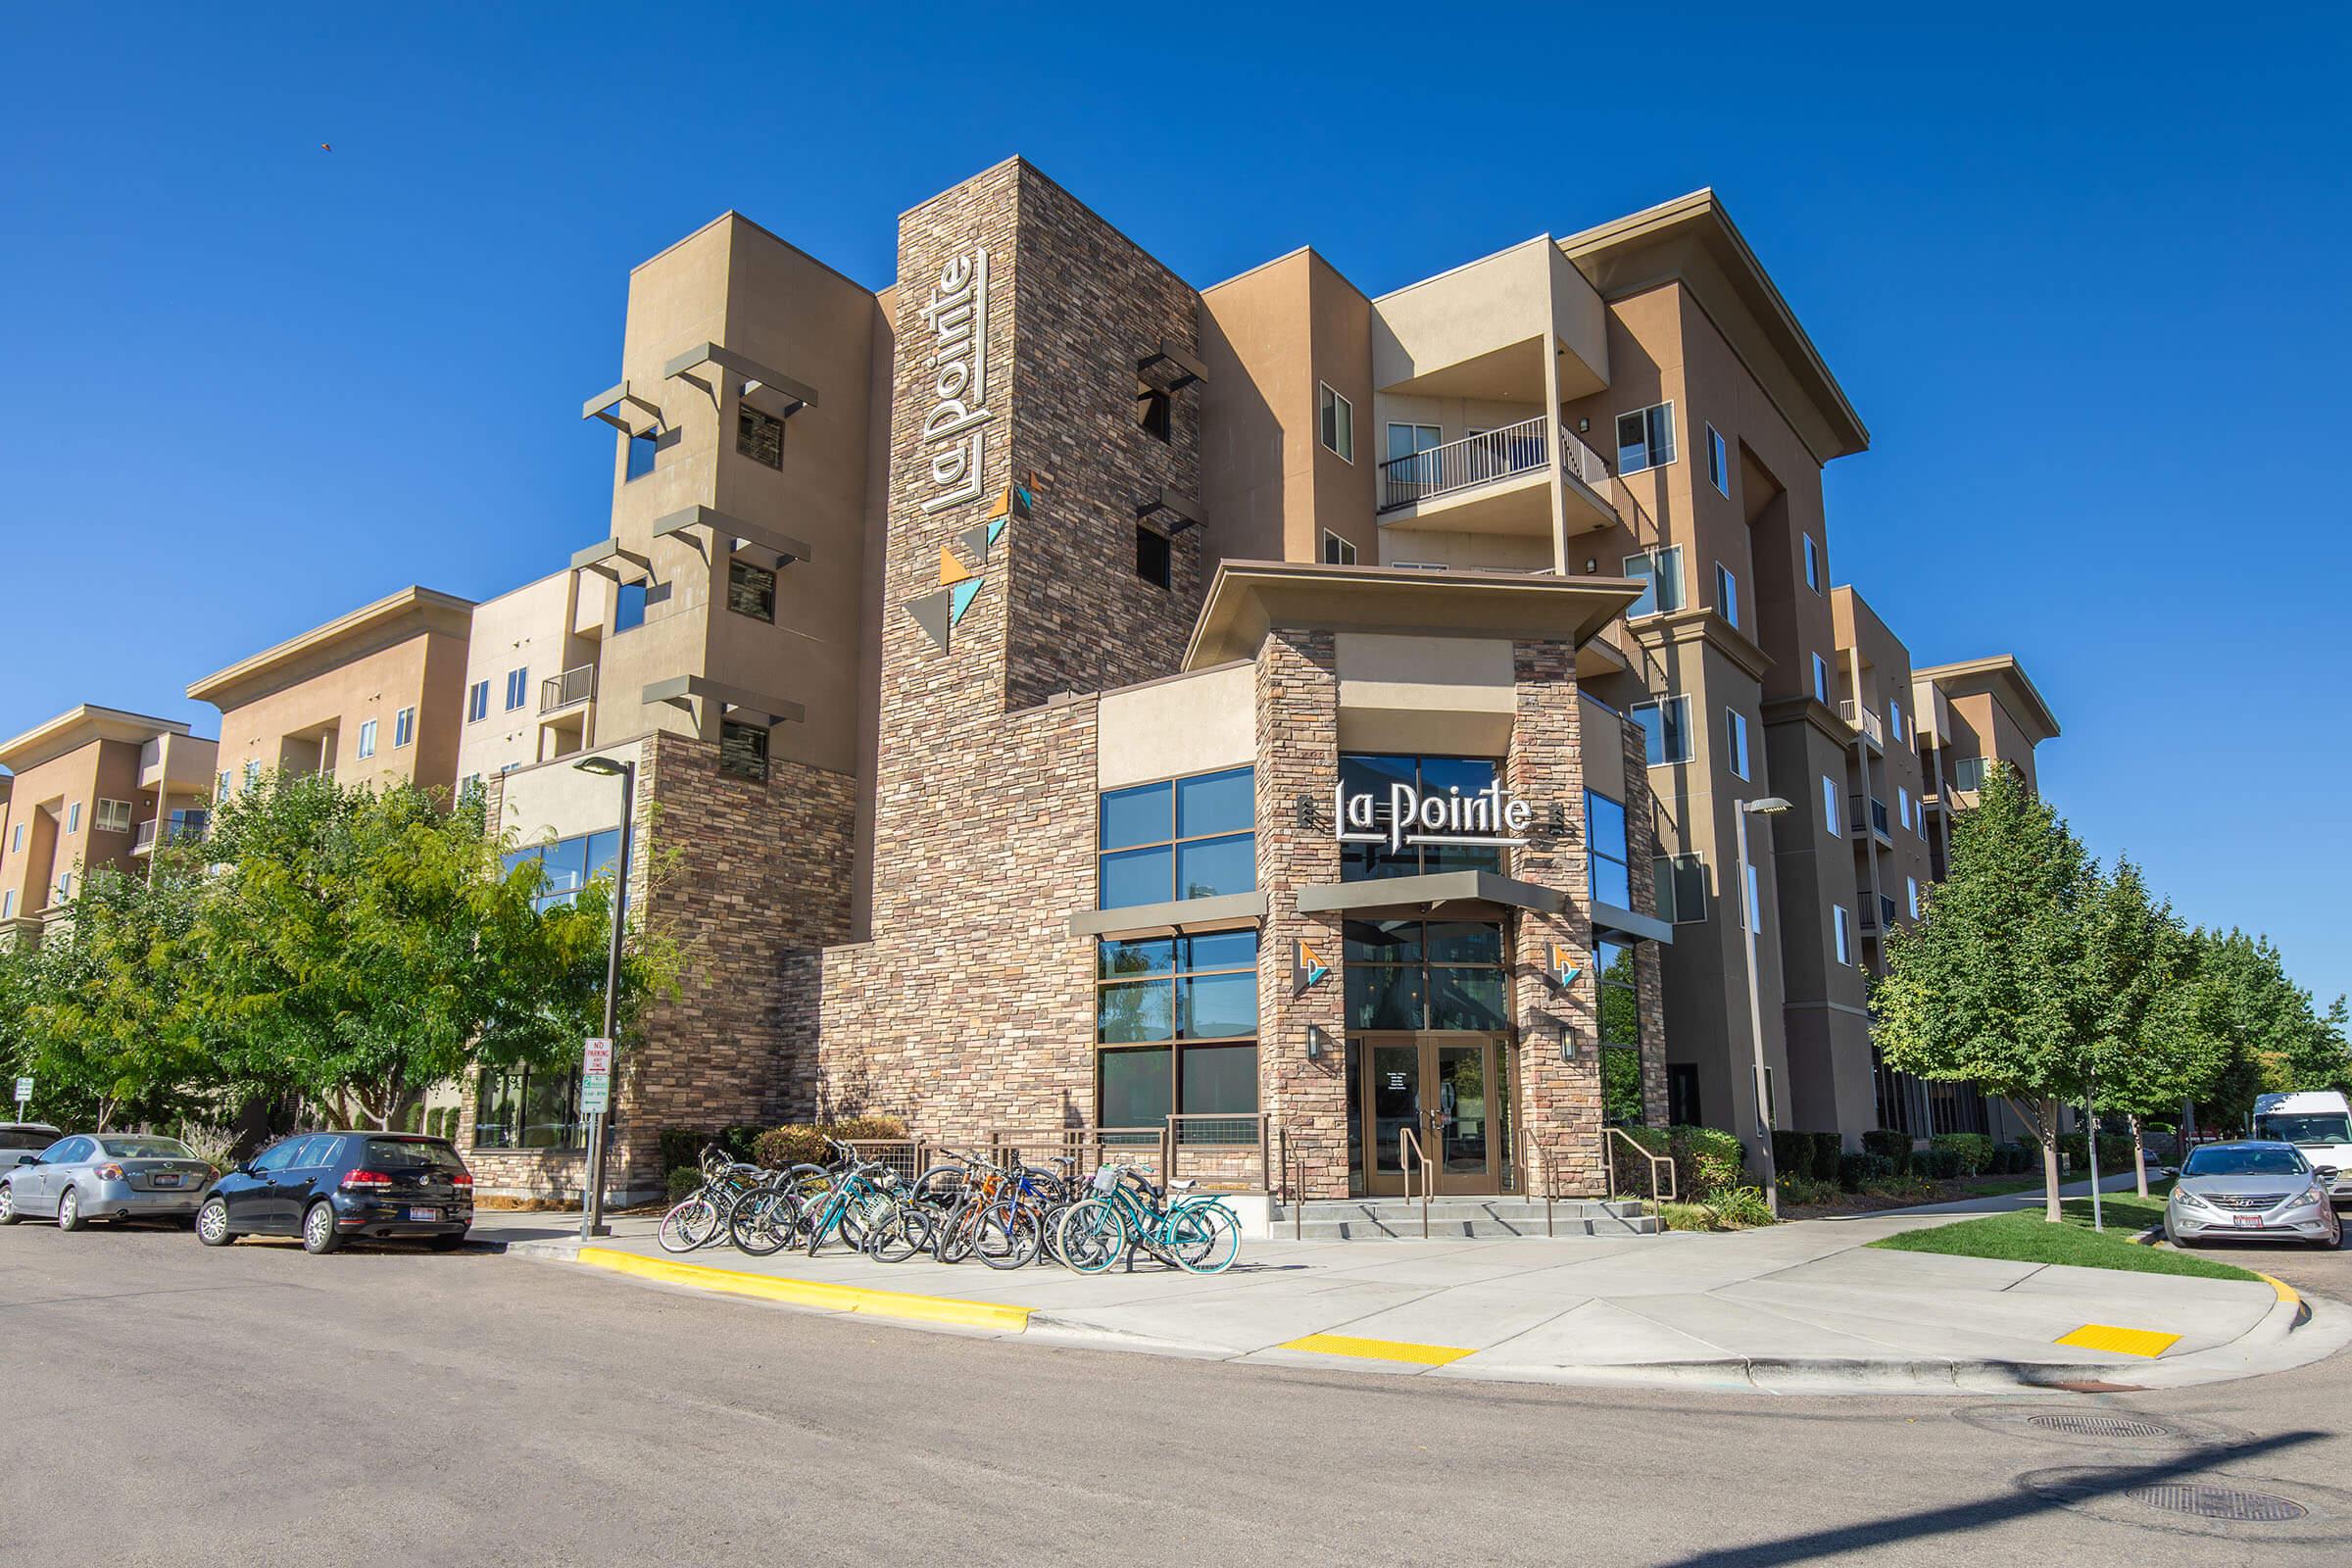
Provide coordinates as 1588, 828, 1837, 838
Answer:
1167, 1178, 1198, 1193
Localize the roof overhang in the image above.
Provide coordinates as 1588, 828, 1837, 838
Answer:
1560, 189, 1869, 466
186, 588, 475, 710
1916, 655, 2061, 745
654, 507, 812, 568
641, 675, 805, 730
0, 706, 193, 773
1067, 890, 1267, 939
1185, 562, 1642, 671
1297, 869, 1562, 920
662, 341, 818, 418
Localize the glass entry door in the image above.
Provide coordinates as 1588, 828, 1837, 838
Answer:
1357, 1034, 1502, 1196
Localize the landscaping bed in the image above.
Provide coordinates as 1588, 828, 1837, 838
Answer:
1867, 1184, 2261, 1282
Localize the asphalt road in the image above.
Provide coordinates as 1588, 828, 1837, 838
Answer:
5, 1222, 2352, 1567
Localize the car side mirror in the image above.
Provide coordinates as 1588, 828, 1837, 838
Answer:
14, 1154, 37, 1167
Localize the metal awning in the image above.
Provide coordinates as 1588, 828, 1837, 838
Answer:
640, 675, 805, 729
571, 539, 654, 583
662, 342, 818, 419
1136, 340, 1206, 391
1297, 869, 1562, 920
654, 506, 813, 569
1067, 890, 1268, 939
1135, 487, 1204, 534
581, 380, 663, 435
1592, 901, 1673, 946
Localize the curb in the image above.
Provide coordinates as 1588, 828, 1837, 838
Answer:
568, 1246, 1034, 1333
2128, 1224, 2313, 1341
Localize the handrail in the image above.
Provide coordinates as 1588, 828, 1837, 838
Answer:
1376, 415, 1612, 514
1602, 1126, 1675, 1235
540, 663, 597, 715
1398, 1125, 1430, 1240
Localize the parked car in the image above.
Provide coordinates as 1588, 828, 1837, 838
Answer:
0, 1122, 62, 1162
2251, 1090, 2352, 1207
195, 1131, 474, 1253
0, 1133, 219, 1229
2165, 1140, 2342, 1249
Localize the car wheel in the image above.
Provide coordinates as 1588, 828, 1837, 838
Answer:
0, 1182, 20, 1225
57, 1186, 86, 1232
196, 1196, 237, 1247
301, 1200, 342, 1255
2164, 1217, 2189, 1248
427, 1232, 466, 1252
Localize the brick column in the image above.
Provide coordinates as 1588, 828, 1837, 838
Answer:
1622, 708, 1671, 1129
1506, 640, 1604, 1197
1255, 628, 1348, 1198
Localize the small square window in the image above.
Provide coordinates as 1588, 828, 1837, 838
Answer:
1624, 547, 1684, 618
1706, 422, 1729, 497
504, 668, 528, 711
466, 680, 491, 723
1320, 530, 1356, 566
727, 559, 777, 621
1136, 524, 1172, 589
614, 580, 650, 633
1137, 380, 1172, 442
1632, 696, 1691, 766
1615, 402, 1676, 474
357, 719, 378, 760
624, 430, 658, 482
736, 406, 784, 469
1318, 383, 1353, 463
719, 718, 770, 781
94, 799, 132, 834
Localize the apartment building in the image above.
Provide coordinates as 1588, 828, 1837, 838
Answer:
0, 706, 219, 945
452, 566, 611, 793
189, 586, 474, 802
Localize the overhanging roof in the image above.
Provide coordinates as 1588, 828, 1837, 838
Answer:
187, 587, 476, 710
1916, 655, 2061, 746
0, 705, 194, 773
1184, 562, 1643, 671
1560, 189, 1869, 466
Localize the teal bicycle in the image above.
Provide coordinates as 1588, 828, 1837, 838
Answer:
1053, 1164, 1241, 1275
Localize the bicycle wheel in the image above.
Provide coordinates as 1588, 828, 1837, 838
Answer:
1054, 1198, 1127, 1274
658, 1196, 720, 1253
1168, 1202, 1241, 1275
933, 1197, 980, 1264
974, 1200, 1042, 1270
728, 1189, 796, 1256
861, 1196, 924, 1263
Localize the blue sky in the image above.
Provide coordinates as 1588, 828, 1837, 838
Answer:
4, 6, 2347, 1004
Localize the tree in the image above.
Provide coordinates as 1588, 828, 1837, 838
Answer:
195, 771, 626, 1128
1874, 762, 2091, 1221
2078, 861, 2227, 1195
2192, 929, 2349, 1129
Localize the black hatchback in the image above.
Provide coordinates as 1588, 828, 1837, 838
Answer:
196, 1131, 475, 1253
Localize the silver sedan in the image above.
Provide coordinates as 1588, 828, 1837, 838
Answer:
2165, 1140, 2341, 1249
0, 1133, 220, 1230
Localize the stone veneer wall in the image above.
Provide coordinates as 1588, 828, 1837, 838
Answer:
1622, 705, 1672, 1130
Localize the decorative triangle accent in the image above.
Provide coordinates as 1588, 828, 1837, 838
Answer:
984, 486, 1012, 522
987, 516, 1007, 547
905, 589, 952, 651
957, 522, 993, 564
938, 546, 975, 588
949, 577, 983, 626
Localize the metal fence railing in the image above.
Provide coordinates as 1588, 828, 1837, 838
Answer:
540, 664, 597, 714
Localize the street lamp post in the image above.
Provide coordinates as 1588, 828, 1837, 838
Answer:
572, 754, 635, 1243
1734, 797, 1792, 1216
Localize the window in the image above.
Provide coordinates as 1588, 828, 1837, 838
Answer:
66, 802, 80, 834
1098, 930, 1258, 1137
1386, 422, 1441, 463
216, 770, 230, 803
1668, 1063, 1701, 1127
1587, 789, 1631, 908
1725, 709, 1750, 781
1706, 422, 1729, 497
1320, 530, 1357, 565
718, 719, 769, 781
736, 406, 784, 469
243, 760, 261, 788
502, 828, 625, 912
355, 720, 377, 760
1136, 379, 1171, 442
1952, 756, 1988, 792
1656, 853, 1707, 924
727, 560, 777, 621
1135, 524, 1171, 589
55, 871, 72, 902
1, 891, 12, 919
458, 773, 484, 805
1822, 776, 1841, 838
93, 799, 132, 834
1631, 696, 1691, 766
1714, 562, 1740, 630
394, 707, 415, 749
614, 580, 650, 632
1598, 940, 1643, 1125
1803, 533, 1822, 592
1835, 905, 1854, 966
6, 823, 17, 854
1898, 786, 1912, 832
466, 680, 491, 723
624, 430, 658, 481
1345, 920, 1507, 1032
1615, 402, 1676, 473
505, 667, 528, 711
1318, 383, 1353, 462
1339, 754, 1505, 880
1907, 876, 1921, 919
1812, 654, 1831, 704
1623, 546, 1685, 618
1887, 699, 1904, 744
474, 1065, 585, 1151
1098, 766, 1254, 908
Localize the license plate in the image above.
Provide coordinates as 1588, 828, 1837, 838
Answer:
408, 1206, 440, 1222
151, 1173, 181, 1188
2232, 1215, 2264, 1228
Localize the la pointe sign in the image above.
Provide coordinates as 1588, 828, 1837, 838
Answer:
1336, 778, 1533, 854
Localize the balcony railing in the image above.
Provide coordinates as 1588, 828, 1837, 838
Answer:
1837, 699, 1884, 749
1850, 794, 1892, 841
540, 664, 596, 715
131, 815, 207, 855
1375, 417, 1610, 514
1858, 892, 1898, 931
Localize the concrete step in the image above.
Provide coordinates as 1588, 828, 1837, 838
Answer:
1275, 1199, 1659, 1240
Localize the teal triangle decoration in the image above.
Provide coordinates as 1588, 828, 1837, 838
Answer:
1012, 483, 1033, 516
905, 588, 952, 651
987, 516, 1006, 548
949, 577, 983, 626
1307, 962, 1330, 987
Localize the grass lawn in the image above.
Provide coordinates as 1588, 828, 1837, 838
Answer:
1869, 1183, 2262, 1283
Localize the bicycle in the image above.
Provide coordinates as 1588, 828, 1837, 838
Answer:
658, 1146, 769, 1253
1054, 1164, 1241, 1275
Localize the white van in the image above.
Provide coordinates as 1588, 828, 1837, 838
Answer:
2252, 1091, 2352, 1206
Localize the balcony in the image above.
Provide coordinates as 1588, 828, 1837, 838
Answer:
1837, 699, 1884, 751
131, 814, 207, 856
1857, 892, 1898, 932
1850, 794, 1893, 848
540, 664, 597, 715
1375, 417, 1617, 540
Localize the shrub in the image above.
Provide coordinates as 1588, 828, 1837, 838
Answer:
1658, 1201, 1716, 1233
1671, 1125, 1745, 1199
1772, 1130, 1813, 1182
719, 1124, 765, 1164
1810, 1132, 1844, 1183
1778, 1173, 1839, 1207
1996, 1141, 2038, 1175
1862, 1171, 1936, 1201
1931, 1133, 1993, 1177
658, 1127, 707, 1176
666, 1166, 703, 1202
1708, 1186, 1777, 1228
1918, 1147, 1963, 1181
1861, 1129, 1913, 1174
1838, 1152, 1893, 1192
751, 1115, 911, 1170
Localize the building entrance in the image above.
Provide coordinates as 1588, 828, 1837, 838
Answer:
1355, 1034, 1505, 1195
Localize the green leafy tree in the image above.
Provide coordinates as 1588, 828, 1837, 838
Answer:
2191, 929, 2350, 1128
2079, 862, 2227, 1194
1874, 762, 2091, 1221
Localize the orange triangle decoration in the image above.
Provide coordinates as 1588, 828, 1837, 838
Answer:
938, 546, 975, 587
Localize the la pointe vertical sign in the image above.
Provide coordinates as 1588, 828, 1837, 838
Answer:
917, 247, 994, 514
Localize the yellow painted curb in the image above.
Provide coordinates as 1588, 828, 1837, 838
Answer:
2055, 1322, 2181, 1359
576, 1247, 1032, 1333
2256, 1272, 2302, 1310
1278, 1332, 1476, 1367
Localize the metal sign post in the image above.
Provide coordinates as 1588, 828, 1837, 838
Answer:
12, 1077, 29, 1118
580, 1038, 612, 1240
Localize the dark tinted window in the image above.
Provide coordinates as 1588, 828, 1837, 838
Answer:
2183, 1146, 2309, 1177
98, 1137, 193, 1159
249, 1139, 305, 1173
365, 1139, 466, 1172
45, 1138, 91, 1163
0, 1129, 55, 1151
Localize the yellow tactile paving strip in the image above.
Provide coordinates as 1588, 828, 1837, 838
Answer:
2055, 1322, 2181, 1358
1278, 1332, 1478, 1367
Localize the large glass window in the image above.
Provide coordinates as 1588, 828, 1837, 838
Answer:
502, 828, 623, 911
1096, 766, 1254, 908
1097, 930, 1258, 1137
719, 719, 769, 781
1598, 940, 1643, 1124
1587, 789, 1631, 908
737, 406, 784, 469
624, 430, 657, 481
1952, 756, 1988, 792
1318, 383, 1353, 463
1338, 754, 1504, 881
727, 560, 776, 621
614, 580, 649, 633
474, 1065, 585, 1151
1631, 696, 1690, 766
1344, 920, 1506, 1032
1623, 546, 1685, 619
1615, 402, 1676, 473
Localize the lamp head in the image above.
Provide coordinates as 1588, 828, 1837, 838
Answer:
573, 757, 628, 778
1745, 797, 1792, 816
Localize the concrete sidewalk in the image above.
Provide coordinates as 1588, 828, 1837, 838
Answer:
485, 1174, 2346, 1395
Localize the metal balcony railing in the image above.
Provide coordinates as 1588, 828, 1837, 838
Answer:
1858, 892, 1898, 931
540, 664, 596, 714
1837, 699, 1884, 749
1850, 794, 1892, 840
1375, 417, 1611, 513
130, 815, 207, 855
